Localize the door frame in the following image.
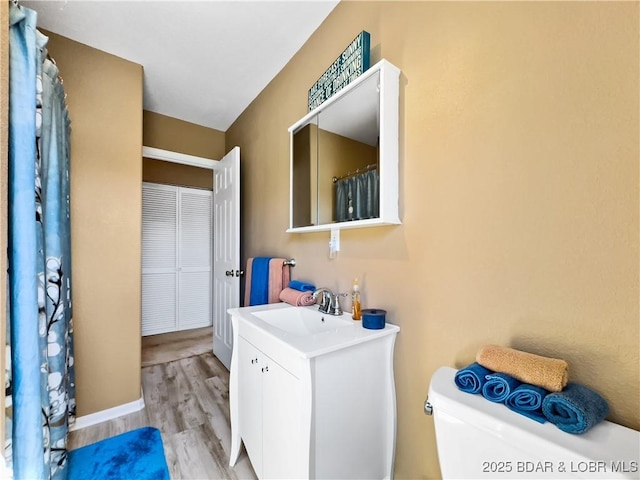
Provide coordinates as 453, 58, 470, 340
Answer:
142, 146, 240, 368
143, 146, 221, 170
142, 146, 219, 336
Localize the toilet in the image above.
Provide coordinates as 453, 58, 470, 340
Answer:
427, 366, 640, 479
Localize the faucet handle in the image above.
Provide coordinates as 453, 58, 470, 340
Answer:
330, 293, 348, 315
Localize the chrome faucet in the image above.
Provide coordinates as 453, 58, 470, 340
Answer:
312, 288, 346, 316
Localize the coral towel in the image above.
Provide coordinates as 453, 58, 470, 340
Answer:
279, 287, 315, 306
268, 258, 290, 304
476, 345, 568, 392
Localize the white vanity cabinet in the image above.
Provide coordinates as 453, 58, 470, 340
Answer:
228, 304, 400, 480
236, 337, 305, 479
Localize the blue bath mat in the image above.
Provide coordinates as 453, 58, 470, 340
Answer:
68, 427, 170, 480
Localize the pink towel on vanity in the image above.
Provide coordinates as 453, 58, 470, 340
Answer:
279, 287, 316, 307
268, 258, 290, 304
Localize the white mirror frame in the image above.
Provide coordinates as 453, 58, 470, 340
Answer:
287, 59, 401, 233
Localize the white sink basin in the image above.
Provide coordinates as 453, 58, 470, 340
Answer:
229, 303, 399, 359
252, 306, 353, 336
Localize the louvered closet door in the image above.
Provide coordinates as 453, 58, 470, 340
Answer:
142, 183, 213, 336
178, 188, 212, 330
142, 184, 178, 335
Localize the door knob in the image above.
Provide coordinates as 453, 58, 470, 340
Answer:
225, 270, 234, 277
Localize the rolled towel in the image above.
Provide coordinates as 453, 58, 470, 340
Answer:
482, 373, 521, 403
542, 383, 609, 434
288, 280, 316, 292
454, 363, 492, 394
279, 287, 316, 307
505, 384, 549, 423
476, 345, 568, 392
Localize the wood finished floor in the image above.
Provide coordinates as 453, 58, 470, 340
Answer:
70, 335, 257, 480
142, 326, 214, 367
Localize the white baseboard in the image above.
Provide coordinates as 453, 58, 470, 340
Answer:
70, 393, 145, 432
0, 453, 12, 479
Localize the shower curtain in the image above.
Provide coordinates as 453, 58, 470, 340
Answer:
334, 169, 379, 222
7, 3, 76, 479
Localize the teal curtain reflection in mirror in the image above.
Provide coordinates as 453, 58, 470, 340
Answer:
334, 169, 379, 222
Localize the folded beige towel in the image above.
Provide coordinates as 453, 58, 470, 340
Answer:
476, 345, 569, 392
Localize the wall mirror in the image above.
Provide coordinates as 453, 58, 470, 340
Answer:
288, 59, 401, 233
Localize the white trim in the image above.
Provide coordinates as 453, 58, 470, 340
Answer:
70, 395, 145, 432
0, 454, 12, 479
143, 146, 220, 170
287, 59, 401, 233
288, 59, 400, 133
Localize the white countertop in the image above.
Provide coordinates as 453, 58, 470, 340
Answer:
228, 303, 399, 359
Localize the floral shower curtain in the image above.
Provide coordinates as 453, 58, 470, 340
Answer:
334, 169, 379, 222
7, 3, 75, 479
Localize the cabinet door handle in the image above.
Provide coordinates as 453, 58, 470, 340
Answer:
225, 270, 234, 277
261, 366, 269, 373
251, 358, 258, 364
235, 270, 245, 277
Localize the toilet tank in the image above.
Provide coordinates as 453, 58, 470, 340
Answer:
427, 367, 639, 479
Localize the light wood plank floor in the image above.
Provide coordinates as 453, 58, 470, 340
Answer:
142, 326, 214, 367
70, 349, 257, 479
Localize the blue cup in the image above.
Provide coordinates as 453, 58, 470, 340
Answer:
362, 309, 386, 329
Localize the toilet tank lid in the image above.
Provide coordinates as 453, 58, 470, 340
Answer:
428, 366, 640, 465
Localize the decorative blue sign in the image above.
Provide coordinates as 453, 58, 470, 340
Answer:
308, 31, 371, 111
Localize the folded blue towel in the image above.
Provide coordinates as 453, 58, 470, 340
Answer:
454, 363, 492, 394
482, 372, 521, 403
249, 257, 272, 306
505, 384, 549, 423
542, 383, 609, 434
289, 280, 316, 292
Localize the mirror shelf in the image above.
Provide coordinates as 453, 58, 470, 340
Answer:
287, 59, 401, 233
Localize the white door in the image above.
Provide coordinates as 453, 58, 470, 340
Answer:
142, 184, 178, 335
213, 147, 240, 370
262, 357, 304, 479
178, 188, 212, 330
142, 183, 212, 336
237, 338, 264, 477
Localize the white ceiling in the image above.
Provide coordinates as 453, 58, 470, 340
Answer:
22, 0, 339, 131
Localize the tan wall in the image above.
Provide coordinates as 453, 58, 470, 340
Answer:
0, 0, 9, 444
292, 124, 313, 227
143, 158, 213, 190
45, 32, 143, 416
317, 129, 377, 224
226, 2, 639, 478
142, 111, 224, 190
143, 110, 225, 160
